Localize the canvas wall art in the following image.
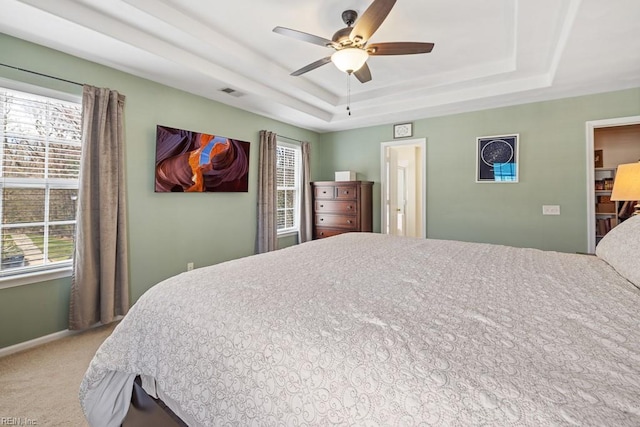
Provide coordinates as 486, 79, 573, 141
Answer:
155, 125, 250, 192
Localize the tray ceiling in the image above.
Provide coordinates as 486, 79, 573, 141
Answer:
1, 0, 639, 132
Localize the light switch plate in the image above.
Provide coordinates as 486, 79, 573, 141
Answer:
542, 205, 561, 215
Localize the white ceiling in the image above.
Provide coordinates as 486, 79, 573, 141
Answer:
1, 0, 639, 133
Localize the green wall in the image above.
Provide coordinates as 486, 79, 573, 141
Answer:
0, 34, 321, 348
1, 32, 639, 349
317, 89, 640, 252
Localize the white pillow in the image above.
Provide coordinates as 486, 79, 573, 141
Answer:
596, 214, 640, 289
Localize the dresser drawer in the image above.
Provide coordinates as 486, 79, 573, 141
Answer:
315, 214, 358, 229
315, 200, 358, 213
314, 228, 345, 239
314, 185, 335, 200
310, 181, 373, 240
335, 185, 357, 200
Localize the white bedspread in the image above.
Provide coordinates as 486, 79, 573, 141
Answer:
80, 233, 640, 426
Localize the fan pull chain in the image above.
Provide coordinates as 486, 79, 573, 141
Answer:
346, 73, 351, 116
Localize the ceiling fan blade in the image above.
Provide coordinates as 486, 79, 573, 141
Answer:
291, 57, 333, 76
368, 42, 435, 55
354, 63, 372, 83
349, 0, 397, 44
273, 26, 337, 48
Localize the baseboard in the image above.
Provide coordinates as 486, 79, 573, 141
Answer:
0, 316, 123, 358
0, 329, 77, 358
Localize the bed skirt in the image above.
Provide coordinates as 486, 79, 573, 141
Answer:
121, 377, 187, 427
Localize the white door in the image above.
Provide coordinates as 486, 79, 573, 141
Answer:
381, 138, 426, 238
386, 152, 407, 236
396, 166, 407, 236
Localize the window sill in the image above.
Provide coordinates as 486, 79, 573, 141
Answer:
277, 230, 299, 239
0, 266, 73, 290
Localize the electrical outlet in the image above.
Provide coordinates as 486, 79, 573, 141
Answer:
187, 262, 194, 271
542, 205, 561, 215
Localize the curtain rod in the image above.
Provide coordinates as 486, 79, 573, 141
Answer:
278, 134, 306, 144
0, 62, 83, 87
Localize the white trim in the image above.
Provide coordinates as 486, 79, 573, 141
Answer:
380, 138, 427, 238
0, 266, 72, 289
275, 141, 302, 233
0, 316, 122, 358
0, 82, 81, 284
0, 178, 80, 187
0, 77, 82, 103
275, 140, 300, 150
0, 329, 75, 358
585, 115, 640, 253
277, 229, 298, 238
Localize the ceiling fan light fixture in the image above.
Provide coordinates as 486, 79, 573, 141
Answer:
331, 48, 368, 73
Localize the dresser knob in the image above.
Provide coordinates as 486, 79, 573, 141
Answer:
347, 220, 352, 224
347, 205, 352, 210
320, 218, 324, 221
320, 232, 324, 236
320, 204, 324, 208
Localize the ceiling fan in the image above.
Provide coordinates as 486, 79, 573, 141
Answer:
272, 0, 434, 83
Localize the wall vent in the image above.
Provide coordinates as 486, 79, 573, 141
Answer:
219, 87, 244, 97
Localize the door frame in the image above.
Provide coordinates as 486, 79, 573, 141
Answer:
380, 138, 427, 238
585, 115, 640, 253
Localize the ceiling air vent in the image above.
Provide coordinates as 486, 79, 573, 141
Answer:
219, 87, 244, 97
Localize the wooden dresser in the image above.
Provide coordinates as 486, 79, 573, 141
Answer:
311, 181, 373, 239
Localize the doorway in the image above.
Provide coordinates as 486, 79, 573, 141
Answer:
585, 115, 640, 253
381, 138, 426, 238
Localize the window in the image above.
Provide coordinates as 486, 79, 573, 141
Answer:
0, 87, 82, 278
276, 142, 301, 234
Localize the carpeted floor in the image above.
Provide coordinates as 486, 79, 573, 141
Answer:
0, 322, 117, 426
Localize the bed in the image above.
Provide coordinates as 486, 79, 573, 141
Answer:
80, 215, 640, 426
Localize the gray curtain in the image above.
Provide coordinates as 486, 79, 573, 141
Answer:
69, 85, 129, 330
299, 142, 313, 243
257, 130, 277, 253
